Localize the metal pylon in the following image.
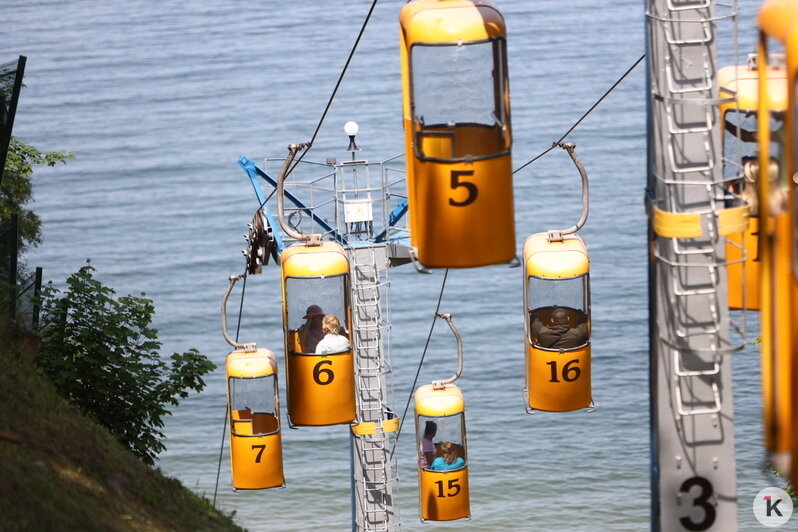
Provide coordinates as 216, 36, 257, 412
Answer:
646, 0, 741, 530
242, 151, 407, 530
349, 244, 399, 532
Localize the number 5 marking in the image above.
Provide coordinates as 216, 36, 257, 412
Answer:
449, 170, 478, 206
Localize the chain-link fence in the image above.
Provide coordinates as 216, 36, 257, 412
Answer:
0, 56, 26, 186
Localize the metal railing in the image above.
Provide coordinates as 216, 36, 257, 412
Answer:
1, 213, 43, 329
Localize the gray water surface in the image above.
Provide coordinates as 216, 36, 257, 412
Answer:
3, 1, 776, 530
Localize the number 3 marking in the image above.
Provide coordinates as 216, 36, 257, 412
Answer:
679, 476, 716, 531
449, 170, 478, 206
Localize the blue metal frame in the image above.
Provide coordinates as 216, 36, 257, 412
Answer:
373, 199, 408, 243
238, 156, 413, 253
238, 156, 348, 247
238, 158, 285, 254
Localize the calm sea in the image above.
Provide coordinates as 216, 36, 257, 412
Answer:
3, 0, 776, 530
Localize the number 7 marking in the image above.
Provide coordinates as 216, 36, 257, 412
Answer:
252, 444, 266, 463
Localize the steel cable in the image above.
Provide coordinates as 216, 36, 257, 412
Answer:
391, 268, 449, 457
513, 53, 645, 175
286, 0, 380, 178
213, 274, 248, 507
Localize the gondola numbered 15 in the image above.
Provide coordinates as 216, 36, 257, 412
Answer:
414, 313, 471, 522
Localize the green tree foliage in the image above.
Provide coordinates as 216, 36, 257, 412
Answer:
0, 137, 75, 253
1, 137, 73, 254
37, 262, 216, 465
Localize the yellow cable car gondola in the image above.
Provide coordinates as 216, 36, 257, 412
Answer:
523, 233, 592, 412
757, 0, 798, 483
522, 143, 593, 413
280, 241, 356, 427
222, 275, 284, 490
270, 146, 357, 427
227, 348, 284, 490
399, 0, 515, 268
718, 60, 787, 311
414, 313, 470, 522
789, 18, 798, 485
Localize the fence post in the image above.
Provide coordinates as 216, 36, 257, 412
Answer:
0, 55, 27, 186
6, 213, 18, 321
32, 266, 42, 329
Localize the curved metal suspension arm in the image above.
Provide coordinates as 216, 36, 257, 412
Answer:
221, 274, 255, 351
549, 142, 589, 240
432, 312, 463, 389
276, 142, 321, 245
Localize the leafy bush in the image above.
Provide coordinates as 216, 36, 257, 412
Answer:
2, 137, 73, 254
37, 262, 215, 465
1, 137, 72, 314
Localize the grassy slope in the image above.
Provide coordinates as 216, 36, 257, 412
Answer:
0, 333, 243, 532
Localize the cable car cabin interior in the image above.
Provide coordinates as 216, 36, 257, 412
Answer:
226, 348, 284, 490
280, 242, 356, 427
417, 415, 467, 472
400, 0, 515, 268
414, 384, 470, 522
718, 61, 787, 311
523, 233, 592, 413
231, 407, 279, 435
528, 305, 589, 350
410, 37, 510, 162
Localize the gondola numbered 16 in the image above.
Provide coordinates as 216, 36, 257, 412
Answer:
522, 143, 594, 414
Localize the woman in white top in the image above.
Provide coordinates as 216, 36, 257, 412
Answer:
315, 315, 351, 354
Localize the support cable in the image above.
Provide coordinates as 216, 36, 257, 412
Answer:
286, 0, 380, 178
213, 273, 248, 507
392, 268, 449, 455
513, 54, 645, 175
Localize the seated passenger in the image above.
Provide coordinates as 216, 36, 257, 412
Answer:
419, 420, 437, 469
531, 307, 588, 350
315, 315, 351, 355
298, 305, 325, 353
430, 442, 465, 471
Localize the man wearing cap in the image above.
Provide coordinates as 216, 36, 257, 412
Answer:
298, 304, 325, 353
530, 307, 588, 350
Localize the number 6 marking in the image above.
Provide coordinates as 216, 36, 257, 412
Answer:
313, 360, 335, 385
449, 170, 478, 206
